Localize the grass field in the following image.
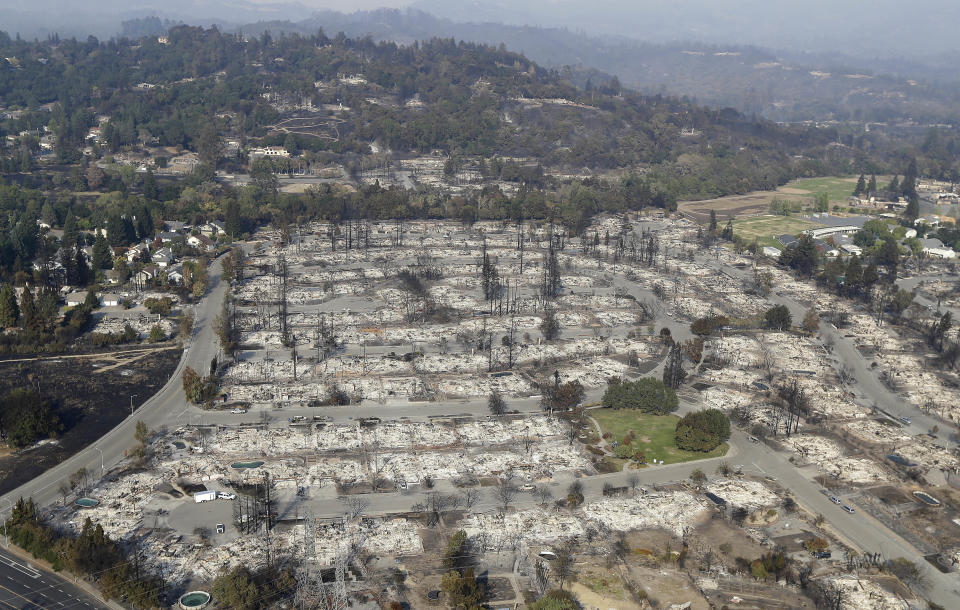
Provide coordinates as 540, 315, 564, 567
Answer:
732, 215, 822, 249
780, 176, 860, 203
679, 175, 867, 226
590, 409, 728, 466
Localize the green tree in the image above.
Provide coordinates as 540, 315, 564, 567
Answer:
92, 232, 112, 270
764, 305, 792, 330
853, 174, 866, 196
0, 283, 20, 327
443, 530, 471, 571
779, 233, 818, 276
867, 175, 877, 194
142, 168, 159, 200
19, 285, 40, 331
904, 197, 920, 221
813, 192, 829, 212
601, 377, 678, 414
149, 324, 164, 342
210, 566, 261, 610
0, 388, 61, 448
676, 409, 730, 452
250, 158, 279, 202
441, 569, 486, 610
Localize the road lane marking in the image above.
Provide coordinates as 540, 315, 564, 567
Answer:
0, 556, 40, 579
0, 581, 42, 609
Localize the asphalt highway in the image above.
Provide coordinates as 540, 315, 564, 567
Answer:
0, 546, 109, 609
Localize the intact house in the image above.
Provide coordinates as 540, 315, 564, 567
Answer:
134, 264, 160, 290
187, 234, 215, 252
166, 264, 185, 285
127, 243, 150, 264
152, 247, 173, 267
64, 291, 88, 307
921, 238, 957, 259
198, 221, 226, 238
157, 231, 181, 244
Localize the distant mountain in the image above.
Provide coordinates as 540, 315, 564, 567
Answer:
233, 8, 960, 123
410, 0, 960, 60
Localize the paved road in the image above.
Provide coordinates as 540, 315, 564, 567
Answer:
0, 546, 109, 609
0, 254, 229, 512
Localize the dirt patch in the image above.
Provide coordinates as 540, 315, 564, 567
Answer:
679, 193, 779, 224
0, 348, 180, 494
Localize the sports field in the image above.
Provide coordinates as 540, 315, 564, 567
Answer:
732, 215, 822, 249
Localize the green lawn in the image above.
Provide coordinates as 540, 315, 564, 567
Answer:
590, 408, 728, 466
732, 215, 822, 246
781, 176, 862, 203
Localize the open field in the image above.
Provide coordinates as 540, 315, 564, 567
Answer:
590, 409, 728, 465
679, 176, 860, 225
732, 215, 823, 249
785, 176, 860, 203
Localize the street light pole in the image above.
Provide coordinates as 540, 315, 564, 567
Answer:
130, 394, 139, 415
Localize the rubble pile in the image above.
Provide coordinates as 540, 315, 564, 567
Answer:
463, 509, 585, 549
92, 314, 175, 339
705, 479, 778, 511
582, 491, 706, 536
821, 576, 909, 610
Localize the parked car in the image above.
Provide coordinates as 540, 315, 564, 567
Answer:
842, 505, 856, 514
899, 416, 912, 425
215, 523, 225, 534
812, 551, 832, 559
829, 496, 842, 505
230, 408, 247, 414
218, 492, 236, 500
520, 483, 536, 491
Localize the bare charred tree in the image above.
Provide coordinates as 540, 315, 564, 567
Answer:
341, 495, 369, 520
496, 474, 518, 514
460, 488, 480, 511
663, 342, 686, 389
276, 253, 290, 346
778, 379, 809, 436
541, 223, 561, 300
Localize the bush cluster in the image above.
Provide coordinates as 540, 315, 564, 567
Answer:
675, 408, 730, 452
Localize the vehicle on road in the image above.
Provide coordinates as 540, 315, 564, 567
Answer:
194, 490, 217, 503
899, 416, 912, 425
217, 492, 236, 500
230, 408, 247, 414
829, 496, 841, 504
842, 505, 856, 514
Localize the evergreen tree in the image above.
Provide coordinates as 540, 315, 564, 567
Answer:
887, 175, 900, 194
854, 174, 866, 196
20, 285, 40, 330
224, 199, 242, 237
867, 175, 877, 194
709, 209, 718, 232
142, 168, 158, 200
92, 233, 112, 270
904, 197, 920, 221
0, 283, 20, 327
62, 212, 79, 250
901, 159, 918, 199
74, 236, 89, 286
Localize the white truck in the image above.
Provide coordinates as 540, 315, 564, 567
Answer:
194, 490, 217, 503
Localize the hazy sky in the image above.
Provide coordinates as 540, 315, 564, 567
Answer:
1, 0, 957, 59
